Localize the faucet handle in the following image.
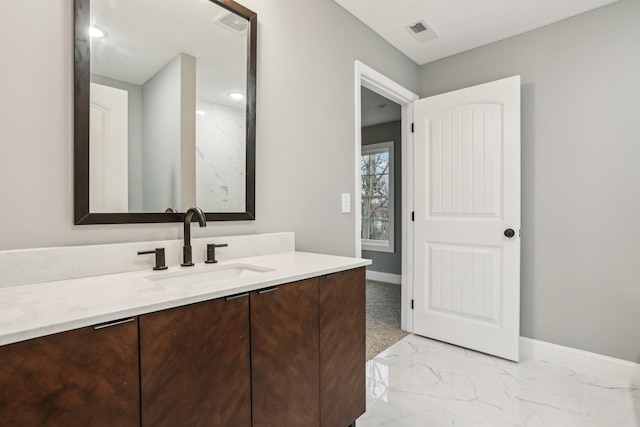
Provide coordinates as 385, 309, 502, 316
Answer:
205, 243, 228, 264
138, 248, 168, 270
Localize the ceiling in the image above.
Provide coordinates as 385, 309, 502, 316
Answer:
90, 0, 248, 108
361, 87, 401, 128
334, 0, 619, 65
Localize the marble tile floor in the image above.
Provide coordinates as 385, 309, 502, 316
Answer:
357, 334, 640, 427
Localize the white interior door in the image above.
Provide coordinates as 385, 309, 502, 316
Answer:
412, 76, 521, 361
90, 82, 129, 213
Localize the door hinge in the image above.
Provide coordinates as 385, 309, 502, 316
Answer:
411, 123, 414, 133
411, 211, 415, 222
411, 299, 414, 310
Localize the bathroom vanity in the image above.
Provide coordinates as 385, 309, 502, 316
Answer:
0, 234, 369, 427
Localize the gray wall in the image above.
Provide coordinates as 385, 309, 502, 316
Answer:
419, 0, 640, 363
142, 53, 196, 212
142, 55, 182, 211
0, 0, 417, 253
361, 121, 402, 276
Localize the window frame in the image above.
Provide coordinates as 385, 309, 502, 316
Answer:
361, 141, 394, 253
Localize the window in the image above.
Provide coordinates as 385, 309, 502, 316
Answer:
361, 141, 394, 253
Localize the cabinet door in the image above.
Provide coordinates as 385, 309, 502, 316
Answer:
0, 318, 140, 427
140, 295, 251, 427
320, 267, 366, 427
251, 278, 320, 427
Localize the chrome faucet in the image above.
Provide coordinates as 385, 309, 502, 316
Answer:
182, 206, 207, 266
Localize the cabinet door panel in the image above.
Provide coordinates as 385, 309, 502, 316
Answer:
140, 296, 251, 427
320, 267, 366, 427
251, 278, 320, 427
0, 319, 140, 427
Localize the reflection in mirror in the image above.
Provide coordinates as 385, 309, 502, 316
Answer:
74, 0, 256, 224
90, 0, 247, 213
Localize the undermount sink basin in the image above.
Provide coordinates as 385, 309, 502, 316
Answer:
147, 263, 273, 287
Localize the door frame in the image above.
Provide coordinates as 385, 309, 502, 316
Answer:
354, 61, 418, 332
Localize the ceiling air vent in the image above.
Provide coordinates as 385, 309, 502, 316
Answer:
405, 19, 438, 43
214, 12, 248, 34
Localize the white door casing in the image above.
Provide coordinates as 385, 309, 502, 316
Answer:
355, 61, 419, 331
90, 82, 129, 213
412, 76, 521, 361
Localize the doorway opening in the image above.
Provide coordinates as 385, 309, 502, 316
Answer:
360, 87, 407, 359
354, 61, 418, 358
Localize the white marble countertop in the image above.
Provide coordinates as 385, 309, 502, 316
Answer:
0, 251, 370, 347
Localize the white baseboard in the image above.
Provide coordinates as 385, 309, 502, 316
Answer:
366, 270, 401, 285
520, 337, 640, 386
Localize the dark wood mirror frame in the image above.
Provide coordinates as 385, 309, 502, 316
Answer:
74, 0, 257, 225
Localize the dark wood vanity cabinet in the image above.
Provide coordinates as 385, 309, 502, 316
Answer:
250, 278, 321, 427
0, 267, 365, 427
319, 267, 366, 427
250, 267, 366, 427
0, 318, 140, 427
139, 295, 251, 427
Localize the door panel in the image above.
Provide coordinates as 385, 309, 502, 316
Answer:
90, 82, 128, 212
140, 297, 251, 427
0, 319, 140, 426
413, 76, 521, 361
430, 104, 502, 216
319, 267, 366, 427
251, 278, 320, 427
427, 243, 500, 321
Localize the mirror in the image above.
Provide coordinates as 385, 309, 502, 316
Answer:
74, 0, 256, 224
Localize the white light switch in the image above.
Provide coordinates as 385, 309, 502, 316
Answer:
341, 193, 351, 213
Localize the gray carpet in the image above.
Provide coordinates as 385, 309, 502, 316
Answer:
366, 280, 409, 360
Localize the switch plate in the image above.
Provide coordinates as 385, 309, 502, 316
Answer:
341, 193, 351, 213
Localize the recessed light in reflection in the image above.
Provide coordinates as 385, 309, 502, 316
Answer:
228, 92, 245, 100
196, 110, 206, 116
89, 26, 106, 38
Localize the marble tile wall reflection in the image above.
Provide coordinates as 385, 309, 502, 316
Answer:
359, 334, 640, 426
196, 99, 246, 212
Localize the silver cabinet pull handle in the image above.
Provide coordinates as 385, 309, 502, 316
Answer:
94, 317, 135, 330
225, 292, 249, 301
257, 287, 279, 294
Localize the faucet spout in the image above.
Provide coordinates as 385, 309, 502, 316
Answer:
182, 206, 207, 267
